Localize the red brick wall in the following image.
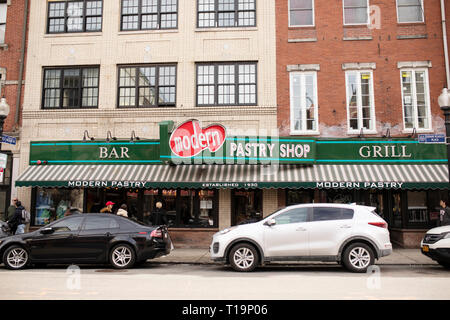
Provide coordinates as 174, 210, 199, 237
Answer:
0, 0, 28, 132
277, 0, 448, 137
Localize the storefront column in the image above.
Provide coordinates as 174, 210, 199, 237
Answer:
263, 189, 278, 218
219, 189, 231, 229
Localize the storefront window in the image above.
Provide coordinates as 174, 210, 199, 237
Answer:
286, 190, 313, 205
232, 190, 262, 225
34, 187, 84, 225
142, 189, 218, 228
392, 192, 402, 228
368, 190, 384, 219
325, 189, 354, 204
407, 191, 428, 224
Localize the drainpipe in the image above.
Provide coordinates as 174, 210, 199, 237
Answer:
14, 0, 29, 129
442, 0, 450, 88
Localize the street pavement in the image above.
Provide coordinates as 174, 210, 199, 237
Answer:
0, 263, 449, 300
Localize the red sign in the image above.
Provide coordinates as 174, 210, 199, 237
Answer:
169, 120, 226, 158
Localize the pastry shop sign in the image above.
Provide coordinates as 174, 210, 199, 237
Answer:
169, 119, 226, 158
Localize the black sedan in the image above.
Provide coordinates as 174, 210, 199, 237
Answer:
0, 214, 172, 270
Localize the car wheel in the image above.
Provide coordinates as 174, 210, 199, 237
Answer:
3, 245, 29, 270
438, 261, 450, 269
342, 242, 375, 273
110, 244, 136, 269
229, 243, 259, 272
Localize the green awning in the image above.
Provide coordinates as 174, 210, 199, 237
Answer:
15, 164, 450, 190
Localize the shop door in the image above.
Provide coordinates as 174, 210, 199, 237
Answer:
0, 188, 8, 221
232, 190, 263, 225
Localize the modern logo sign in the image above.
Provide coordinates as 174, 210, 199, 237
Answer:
169, 120, 226, 158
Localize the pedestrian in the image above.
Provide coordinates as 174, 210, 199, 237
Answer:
439, 200, 450, 226
151, 201, 168, 226
100, 201, 115, 213
5, 198, 17, 222
117, 204, 128, 218
8, 200, 26, 235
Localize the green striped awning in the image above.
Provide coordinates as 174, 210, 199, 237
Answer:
15, 164, 450, 190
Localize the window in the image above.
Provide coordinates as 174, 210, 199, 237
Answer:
197, 62, 257, 106
397, 0, 424, 23
197, 0, 256, 28
47, 0, 103, 33
345, 70, 375, 132
274, 207, 309, 225
83, 217, 120, 230
118, 65, 176, 108
121, 0, 178, 31
0, 0, 6, 43
400, 69, 430, 131
42, 67, 99, 109
50, 216, 85, 232
290, 72, 318, 134
343, 0, 369, 25
312, 207, 354, 221
407, 191, 427, 223
34, 188, 84, 225
289, 0, 314, 27
142, 189, 219, 228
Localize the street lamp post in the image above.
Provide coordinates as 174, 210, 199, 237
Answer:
438, 88, 450, 183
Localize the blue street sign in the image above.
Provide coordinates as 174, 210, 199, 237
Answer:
2, 135, 17, 145
418, 134, 446, 144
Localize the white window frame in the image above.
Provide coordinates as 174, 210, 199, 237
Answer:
0, 1, 7, 44
343, 0, 370, 26
396, 0, 424, 24
345, 70, 376, 134
289, 71, 319, 135
399, 68, 432, 133
288, 0, 315, 27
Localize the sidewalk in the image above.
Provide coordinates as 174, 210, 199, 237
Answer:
152, 248, 438, 265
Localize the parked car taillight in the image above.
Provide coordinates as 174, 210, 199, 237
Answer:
368, 222, 388, 229
150, 229, 163, 238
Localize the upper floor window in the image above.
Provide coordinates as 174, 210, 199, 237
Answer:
397, 0, 424, 23
47, 0, 103, 33
289, 72, 318, 134
400, 69, 430, 131
197, 0, 256, 28
118, 64, 177, 108
345, 70, 375, 133
0, 0, 7, 43
42, 66, 100, 109
289, 0, 314, 27
196, 62, 257, 106
343, 0, 369, 25
121, 0, 178, 31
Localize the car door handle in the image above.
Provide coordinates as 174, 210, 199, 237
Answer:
296, 227, 307, 232
340, 225, 352, 229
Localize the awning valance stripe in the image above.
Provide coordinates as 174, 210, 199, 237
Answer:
15, 164, 450, 189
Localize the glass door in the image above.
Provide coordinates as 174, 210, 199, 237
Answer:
232, 189, 262, 225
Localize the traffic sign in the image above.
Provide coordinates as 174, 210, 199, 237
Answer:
2, 135, 16, 145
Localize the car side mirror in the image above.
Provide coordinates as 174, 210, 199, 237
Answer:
40, 227, 54, 235
264, 219, 276, 227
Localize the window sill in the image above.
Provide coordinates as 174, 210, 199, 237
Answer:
195, 27, 257, 33
0, 43, 8, 50
347, 130, 378, 135
343, 36, 373, 41
290, 131, 320, 136
43, 32, 103, 38
288, 38, 318, 43
118, 29, 179, 36
397, 22, 426, 26
288, 26, 316, 29
402, 128, 433, 134
397, 34, 428, 40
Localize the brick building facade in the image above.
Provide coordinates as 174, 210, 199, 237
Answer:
275, 0, 450, 247
0, 0, 29, 219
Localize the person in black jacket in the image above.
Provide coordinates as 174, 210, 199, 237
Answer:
8, 201, 25, 235
151, 201, 168, 226
439, 200, 450, 226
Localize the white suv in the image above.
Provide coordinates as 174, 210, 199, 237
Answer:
210, 203, 392, 272
421, 225, 450, 269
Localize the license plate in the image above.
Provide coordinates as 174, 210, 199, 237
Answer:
422, 245, 429, 252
